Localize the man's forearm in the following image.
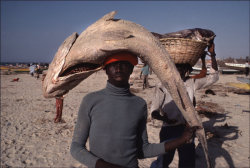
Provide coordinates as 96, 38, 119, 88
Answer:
208, 42, 218, 71
211, 55, 218, 71
164, 136, 186, 152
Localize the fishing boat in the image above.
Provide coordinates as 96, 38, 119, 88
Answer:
192, 66, 241, 74
224, 63, 246, 71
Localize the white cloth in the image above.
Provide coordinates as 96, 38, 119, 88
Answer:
245, 62, 249, 68
150, 68, 219, 126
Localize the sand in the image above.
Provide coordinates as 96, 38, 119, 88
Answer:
1, 67, 249, 168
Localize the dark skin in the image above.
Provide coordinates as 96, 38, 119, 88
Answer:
96, 60, 197, 168
151, 110, 178, 124
105, 61, 134, 88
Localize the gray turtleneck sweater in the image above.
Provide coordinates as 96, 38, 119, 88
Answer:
71, 82, 165, 168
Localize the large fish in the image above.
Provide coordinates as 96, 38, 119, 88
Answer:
42, 11, 212, 168
162, 28, 216, 44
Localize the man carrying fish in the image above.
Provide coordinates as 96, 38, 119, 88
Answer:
150, 50, 218, 168
70, 52, 197, 168
43, 11, 213, 167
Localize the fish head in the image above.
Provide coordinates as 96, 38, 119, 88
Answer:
42, 32, 105, 98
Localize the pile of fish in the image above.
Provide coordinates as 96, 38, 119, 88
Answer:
152, 28, 216, 45
42, 11, 213, 168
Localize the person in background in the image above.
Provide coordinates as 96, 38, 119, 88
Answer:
29, 64, 35, 76
140, 63, 151, 89
41, 71, 65, 123
70, 52, 197, 168
54, 96, 64, 123
150, 51, 219, 168
34, 64, 40, 79
245, 60, 249, 77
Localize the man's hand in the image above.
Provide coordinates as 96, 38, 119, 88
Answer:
207, 43, 218, 71
180, 124, 199, 143
151, 111, 177, 124
164, 124, 198, 152
96, 159, 123, 168
208, 43, 215, 55
151, 110, 162, 120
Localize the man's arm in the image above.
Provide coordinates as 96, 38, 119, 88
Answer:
210, 53, 218, 71
139, 109, 196, 158
70, 96, 100, 167
194, 53, 219, 91
208, 42, 218, 71
150, 85, 177, 124
149, 84, 165, 120
71, 96, 122, 168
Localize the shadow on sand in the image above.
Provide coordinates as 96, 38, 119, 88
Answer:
195, 106, 239, 168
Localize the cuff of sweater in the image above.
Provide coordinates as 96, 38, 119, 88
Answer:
159, 142, 167, 155
83, 154, 100, 168
70, 142, 100, 168
92, 157, 100, 168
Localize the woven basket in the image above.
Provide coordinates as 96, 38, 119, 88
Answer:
160, 38, 207, 66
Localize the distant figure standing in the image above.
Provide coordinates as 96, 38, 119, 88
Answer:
245, 60, 249, 76
55, 96, 64, 123
41, 71, 64, 123
140, 63, 151, 89
34, 64, 40, 79
29, 64, 35, 76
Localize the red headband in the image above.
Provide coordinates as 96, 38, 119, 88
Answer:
103, 53, 138, 67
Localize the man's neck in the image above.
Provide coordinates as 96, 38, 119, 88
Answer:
108, 80, 129, 88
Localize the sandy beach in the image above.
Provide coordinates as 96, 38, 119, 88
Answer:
1, 67, 249, 168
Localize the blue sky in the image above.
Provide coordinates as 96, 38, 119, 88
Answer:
1, 1, 249, 63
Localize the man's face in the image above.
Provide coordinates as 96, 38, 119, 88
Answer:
105, 61, 134, 87
176, 64, 191, 80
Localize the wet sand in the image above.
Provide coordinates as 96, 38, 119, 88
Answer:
1, 68, 249, 167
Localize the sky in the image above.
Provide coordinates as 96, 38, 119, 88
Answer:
1, 1, 249, 63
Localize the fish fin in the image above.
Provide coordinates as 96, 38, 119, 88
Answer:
101, 11, 117, 21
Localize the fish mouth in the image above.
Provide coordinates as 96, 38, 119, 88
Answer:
59, 62, 102, 77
